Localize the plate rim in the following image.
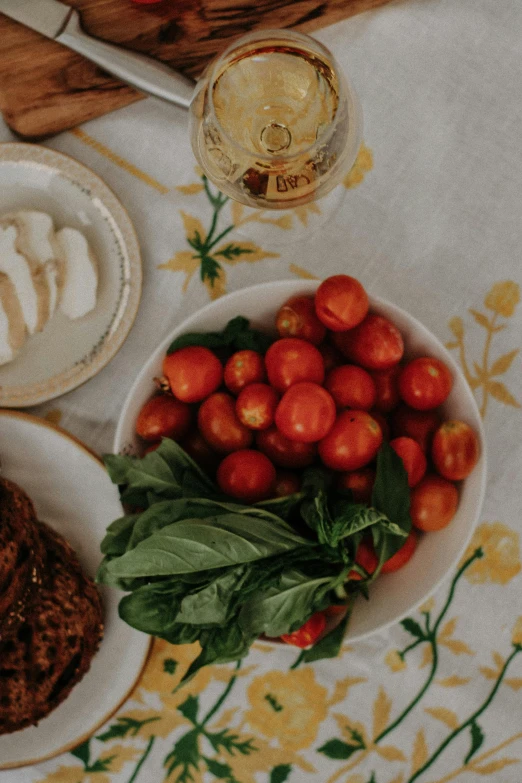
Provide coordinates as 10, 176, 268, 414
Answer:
0, 142, 143, 408
0, 408, 153, 770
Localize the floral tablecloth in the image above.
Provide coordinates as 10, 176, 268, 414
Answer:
2, 0, 522, 780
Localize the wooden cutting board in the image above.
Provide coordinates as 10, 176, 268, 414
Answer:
0, 0, 391, 140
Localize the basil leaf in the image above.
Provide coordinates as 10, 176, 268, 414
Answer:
100, 513, 140, 556
180, 624, 256, 684
162, 624, 202, 645
371, 442, 412, 562
154, 438, 218, 497
254, 492, 304, 521
300, 610, 351, 664
167, 316, 273, 356
104, 514, 308, 578
118, 580, 186, 636
176, 565, 249, 625
239, 569, 333, 637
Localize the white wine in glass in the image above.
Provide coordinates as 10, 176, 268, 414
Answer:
190, 29, 362, 211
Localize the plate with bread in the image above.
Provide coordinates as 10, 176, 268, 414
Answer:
0, 143, 142, 407
0, 410, 151, 770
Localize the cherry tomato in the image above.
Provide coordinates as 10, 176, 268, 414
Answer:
318, 341, 344, 372
315, 275, 369, 332
319, 410, 383, 471
236, 383, 279, 430
390, 436, 427, 487
136, 394, 192, 441
198, 392, 253, 453
275, 382, 336, 443
348, 537, 379, 580
280, 611, 327, 647
324, 604, 349, 618
256, 426, 316, 468
276, 295, 326, 345
333, 314, 404, 370
325, 365, 376, 410
391, 405, 441, 452
432, 420, 480, 481
217, 449, 276, 503
338, 468, 376, 503
410, 475, 459, 531
224, 350, 265, 395
370, 411, 390, 441
143, 442, 160, 455
398, 357, 453, 410
179, 429, 220, 475
371, 365, 401, 413
265, 338, 324, 392
273, 471, 301, 497
381, 531, 417, 574
163, 346, 223, 403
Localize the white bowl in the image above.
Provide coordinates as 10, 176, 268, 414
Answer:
114, 280, 487, 643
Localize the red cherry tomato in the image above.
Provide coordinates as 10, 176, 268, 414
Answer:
217, 449, 276, 503
280, 611, 327, 647
325, 365, 377, 410
410, 475, 459, 531
398, 357, 453, 410
143, 442, 160, 455
348, 537, 379, 580
163, 346, 223, 403
273, 471, 301, 497
275, 382, 336, 443
265, 338, 324, 392
256, 426, 316, 469
338, 468, 376, 503
390, 436, 427, 487
333, 314, 404, 370
371, 365, 401, 413
315, 275, 369, 332
276, 295, 326, 345
370, 411, 390, 441
236, 383, 279, 430
224, 350, 265, 395
432, 420, 480, 481
381, 530, 417, 574
318, 410, 383, 471
179, 429, 220, 475
135, 394, 192, 441
318, 342, 344, 372
391, 405, 441, 452
198, 392, 253, 453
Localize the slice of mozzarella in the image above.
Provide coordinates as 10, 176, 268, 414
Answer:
0, 225, 40, 335
0, 272, 26, 365
55, 228, 98, 319
10, 211, 60, 320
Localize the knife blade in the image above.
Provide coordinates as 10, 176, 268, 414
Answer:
0, 0, 194, 110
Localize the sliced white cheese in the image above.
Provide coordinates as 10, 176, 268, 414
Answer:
0, 225, 40, 335
0, 272, 26, 365
11, 211, 61, 320
55, 227, 98, 320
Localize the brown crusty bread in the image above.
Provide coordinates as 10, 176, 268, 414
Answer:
0, 477, 45, 647
0, 520, 104, 734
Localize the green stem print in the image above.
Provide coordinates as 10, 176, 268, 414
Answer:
164, 660, 257, 783
127, 736, 155, 783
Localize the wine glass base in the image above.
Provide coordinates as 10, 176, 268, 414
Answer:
231, 184, 349, 245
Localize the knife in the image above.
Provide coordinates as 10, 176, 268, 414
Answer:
0, 0, 195, 109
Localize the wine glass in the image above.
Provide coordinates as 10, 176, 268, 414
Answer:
189, 29, 362, 218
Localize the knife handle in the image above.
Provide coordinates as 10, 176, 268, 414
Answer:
57, 10, 195, 110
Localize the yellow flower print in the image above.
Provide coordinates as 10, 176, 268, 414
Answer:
512, 616, 522, 647
292, 202, 322, 226
98, 745, 140, 773
385, 649, 407, 672
245, 668, 328, 750
343, 144, 374, 189
36, 767, 109, 783
484, 280, 520, 318
461, 522, 521, 585
114, 706, 184, 739
216, 734, 316, 783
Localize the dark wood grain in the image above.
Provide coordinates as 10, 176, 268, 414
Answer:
0, 0, 392, 140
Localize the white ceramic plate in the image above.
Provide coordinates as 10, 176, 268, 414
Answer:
114, 280, 487, 644
0, 143, 142, 407
0, 410, 151, 770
